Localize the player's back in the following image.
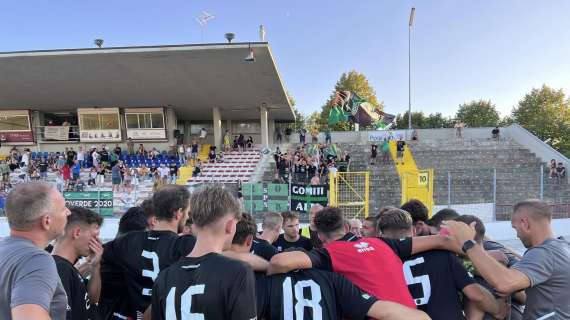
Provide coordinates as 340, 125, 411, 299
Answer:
257, 269, 376, 320
403, 250, 474, 320
102, 230, 196, 318
151, 253, 257, 320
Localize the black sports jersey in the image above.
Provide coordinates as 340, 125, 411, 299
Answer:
151, 253, 257, 320
53, 255, 94, 320
256, 269, 377, 320
102, 230, 196, 318
99, 240, 131, 320
273, 234, 313, 252
251, 237, 278, 261
403, 250, 475, 320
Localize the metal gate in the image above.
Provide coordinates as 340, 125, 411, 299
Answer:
329, 171, 369, 219
401, 169, 434, 216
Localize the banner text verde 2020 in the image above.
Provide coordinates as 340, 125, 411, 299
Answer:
63, 191, 114, 216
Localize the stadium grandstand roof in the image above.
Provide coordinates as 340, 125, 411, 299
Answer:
0, 42, 294, 121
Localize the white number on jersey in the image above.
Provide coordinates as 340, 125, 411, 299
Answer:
282, 277, 323, 320
141, 250, 160, 296
165, 285, 205, 320
403, 257, 432, 306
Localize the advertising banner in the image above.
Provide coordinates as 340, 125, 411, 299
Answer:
63, 191, 114, 216
44, 126, 70, 141
290, 184, 329, 213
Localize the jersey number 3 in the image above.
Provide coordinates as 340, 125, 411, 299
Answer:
403, 257, 432, 306
142, 250, 160, 296
282, 277, 322, 320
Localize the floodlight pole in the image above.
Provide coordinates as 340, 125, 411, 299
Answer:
407, 7, 415, 139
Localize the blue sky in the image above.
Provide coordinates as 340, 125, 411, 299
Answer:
1, 1, 569, 117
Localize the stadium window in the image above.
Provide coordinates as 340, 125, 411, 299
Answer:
79, 112, 120, 130
0, 114, 31, 131
232, 121, 261, 134
125, 112, 165, 130
191, 124, 214, 135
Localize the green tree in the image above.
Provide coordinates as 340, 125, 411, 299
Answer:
319, 70, 383, 131
286, 91, 305, 130
394, 112, 453, 129
455, 99, 500, 127
511, 85, 570, 155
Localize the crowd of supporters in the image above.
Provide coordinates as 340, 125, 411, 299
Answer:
1, 180, 569, 320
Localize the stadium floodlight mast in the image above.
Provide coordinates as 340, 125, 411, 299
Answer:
408, 7, 415, 139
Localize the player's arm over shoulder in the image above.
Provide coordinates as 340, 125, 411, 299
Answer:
267, 250, 313, 275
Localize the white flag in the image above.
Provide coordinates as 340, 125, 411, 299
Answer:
196, 11, 215, 26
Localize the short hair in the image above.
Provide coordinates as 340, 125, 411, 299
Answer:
118, 206, 148, 235
190, 185, 241, 228
152, 185, 190, 221
428, 208, 460, 229
262, 211, 283, 230
281, 211, 299, 223
140, 198, 154, 219
513, 199, 552, 221
454, 215, 485, 242
364, 215, 378, 223
377, 209, 413, 234
66, 207, 103, 231
378, 206, 398, 216
314, 207, 345, 235
400, 199, 429, 223
5, 182, 57, 231
232, 213, 257, 245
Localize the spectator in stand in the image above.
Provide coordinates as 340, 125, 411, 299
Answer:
325, 127, 332, 144
139, 163, 150, 180
66, 147, 76, 167
61, 163, 71, 189
111, 162, 122, 192
21, 148, 30, 167
177, 144, 186, 165
492, 127, 500, 141
224, 130, 231, 152
455, 121, 465, 139
382, 139, 390, 164
159, 163, 169, 185
55, 171, 65, 192
237, 134, 245, 153
396, 138, 406, 165
310, 174, 320, 185
190, 139, 199, 163
370, 144, 378, 165
207, 149, 216, 163
285, 127, 292, 142
0, 183, 70, 320
99, 147, 110, 169
72, 160, 81, 181
199, 127, 207, 141
38, 158, 49, 180
0, 160, 9, 186
299, 127, 307, 144
96, 165, 106, 186
549, 159, 557, 178
192, 160, 202, 177
123, 168, 133, 193
246, 136, 254, 149
169, 161, 178, 184
349, 218, 363, 237
137, 143, 146, 156
557, 162, 566, 180
127, 138, 135, 155
91, 149, 99, 168
88, 167, 97, 186
76, 146, 85, 168
113, 144, 122, 158
411, 129, 419, 141
311, 127, 319, 143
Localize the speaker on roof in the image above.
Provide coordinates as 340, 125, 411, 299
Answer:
174, 130, 181, 138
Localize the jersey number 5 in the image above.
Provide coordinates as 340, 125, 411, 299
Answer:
165, 285, 205, 320
403, 257, 432, 306
282, 277, 323, 320
141, 250, 160, 296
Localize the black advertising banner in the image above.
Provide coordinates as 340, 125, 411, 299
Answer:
290, 184, 329, 213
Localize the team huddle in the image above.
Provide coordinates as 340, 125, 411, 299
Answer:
1, 182, 570, 320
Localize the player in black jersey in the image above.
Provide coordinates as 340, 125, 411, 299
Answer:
99, 205, 149, 320
273, 211, 313, 252
251, 211, 281, 260
378, 208, 506, 320
102, 185, 196, 319
231, 211, 430, 320
148, 185, 258, 320
52, 207, 103, 320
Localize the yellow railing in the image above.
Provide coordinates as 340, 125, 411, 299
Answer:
329, 171, 369, 219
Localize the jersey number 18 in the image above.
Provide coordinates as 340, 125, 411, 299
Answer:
282, 277, 322, 320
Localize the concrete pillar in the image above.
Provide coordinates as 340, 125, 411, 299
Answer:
184, 120, 191, 145
268, 119, 275, 146
260, 105, 269, 147
213, 107, 222, 150
226, 119, 232, 134
166, 107, 178, 146
32, 111, 42, 151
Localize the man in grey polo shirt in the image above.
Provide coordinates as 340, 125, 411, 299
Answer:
445, 199, 570, 320
0, 182, 70, 320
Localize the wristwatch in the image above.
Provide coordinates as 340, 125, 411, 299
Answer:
461, 240, 477, 254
